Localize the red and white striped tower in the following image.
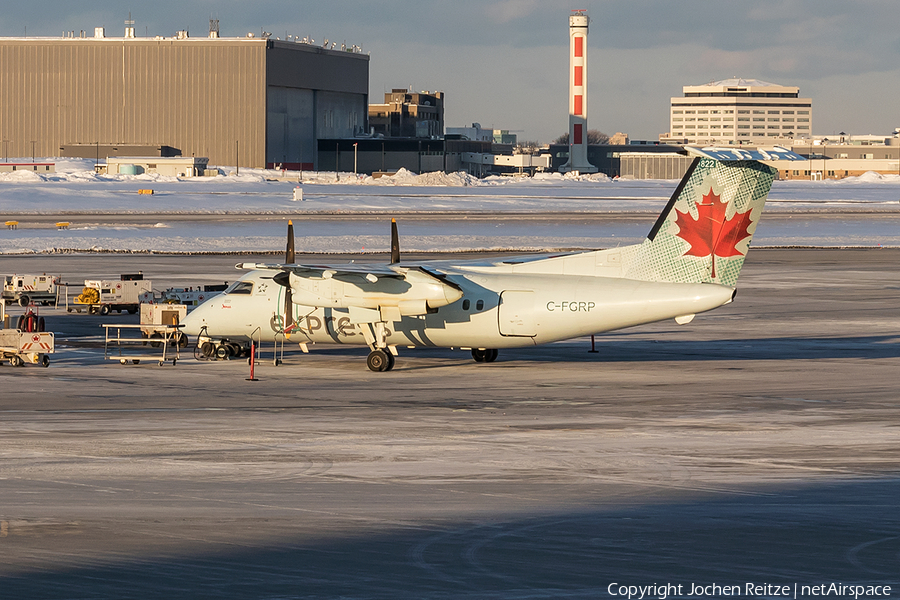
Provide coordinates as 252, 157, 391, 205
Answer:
561, 10, 597, 173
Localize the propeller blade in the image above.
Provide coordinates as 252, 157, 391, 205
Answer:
284, 220, 295, 334
390, 218, 400, 265
286, 220, 296, 264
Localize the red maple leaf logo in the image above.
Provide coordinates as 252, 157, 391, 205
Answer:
674, 188, 754, 278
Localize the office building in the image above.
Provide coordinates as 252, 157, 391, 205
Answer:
669, 79, 812, 144
368, 90, 444, 138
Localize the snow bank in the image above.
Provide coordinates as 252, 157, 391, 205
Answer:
365, 168, 485, 187
0, 170, 45, 183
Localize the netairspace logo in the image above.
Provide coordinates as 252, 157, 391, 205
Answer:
607, 582, 893, 599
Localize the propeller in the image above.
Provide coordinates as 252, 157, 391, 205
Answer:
390, 218, 400, 265
276, 218, 396, 337
283, 220, 295, 335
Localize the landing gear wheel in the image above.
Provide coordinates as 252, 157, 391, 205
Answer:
120, 358, 128, 365
471, 348, 498, 363
172, 331, 188, 349
367, 349, 390, 372
385, 352, 395, 371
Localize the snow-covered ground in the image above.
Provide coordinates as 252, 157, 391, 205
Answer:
1, 158, 898, 253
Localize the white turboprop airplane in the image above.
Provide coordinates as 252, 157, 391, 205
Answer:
181, 148, 802, 371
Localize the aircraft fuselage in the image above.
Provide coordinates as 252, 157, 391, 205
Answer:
182, 267, 734, 349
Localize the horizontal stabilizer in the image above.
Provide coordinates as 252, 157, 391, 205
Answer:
687, 146, 806, 162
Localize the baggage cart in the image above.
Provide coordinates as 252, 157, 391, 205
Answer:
103, 323, 182, 366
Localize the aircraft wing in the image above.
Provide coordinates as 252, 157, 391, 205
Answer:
237, 262, 407, 281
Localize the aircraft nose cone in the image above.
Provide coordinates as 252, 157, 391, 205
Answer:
180, 307, 205, 336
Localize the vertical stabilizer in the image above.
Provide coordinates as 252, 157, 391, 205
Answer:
623, 157, 777, 287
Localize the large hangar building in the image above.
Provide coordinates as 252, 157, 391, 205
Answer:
0, 29, 369, 169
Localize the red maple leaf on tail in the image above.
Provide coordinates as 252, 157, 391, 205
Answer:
674, 188, 753, 278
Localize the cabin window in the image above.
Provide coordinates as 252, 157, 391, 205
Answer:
462, 299, 470, 310
476, 300, 484, 311
225, 281, 254, 295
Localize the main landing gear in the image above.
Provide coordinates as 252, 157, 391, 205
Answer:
471, 348, 499, 363
367, 349, 395, 372
361, 320, 397, 372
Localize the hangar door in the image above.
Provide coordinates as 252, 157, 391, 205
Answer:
498, 291, 536, 337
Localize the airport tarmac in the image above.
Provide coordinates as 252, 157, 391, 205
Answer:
0, 249, 899, 598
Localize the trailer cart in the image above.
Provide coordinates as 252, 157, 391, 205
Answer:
103, 323, 182, 366
0, 330, 54, 367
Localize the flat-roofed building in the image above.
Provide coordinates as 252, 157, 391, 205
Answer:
369, 90, 444, 138
0, 31, 369, 169
670, 79, 812, 145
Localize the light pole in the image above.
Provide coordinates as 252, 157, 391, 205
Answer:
2, 139, 10, 163
353, 142, 358, 174
822, 138, 829, 181
785, 132, 793, 178
30, 140, 36, 163
297, 138, 303, 183
808, 138, 813, 181
235, 140, 239, 176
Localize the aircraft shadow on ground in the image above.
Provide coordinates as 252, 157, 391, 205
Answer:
284, 334, 900, 368
509, 333, 900, 363
1, 478, 899, 599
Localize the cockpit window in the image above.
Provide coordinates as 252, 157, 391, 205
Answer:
224, 281, 254, 295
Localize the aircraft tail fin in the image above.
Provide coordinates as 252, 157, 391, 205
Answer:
623, 152, 783, 287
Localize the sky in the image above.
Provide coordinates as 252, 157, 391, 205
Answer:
3, 1, 900, 144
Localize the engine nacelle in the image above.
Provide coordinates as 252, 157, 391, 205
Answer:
287, 270, 462, 313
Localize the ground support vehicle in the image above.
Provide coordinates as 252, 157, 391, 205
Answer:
140, 304, 189, 348
139, 284, 227, 307
0, 329, 54, 367
2, 274, 59, 307
71, 274, 152, 315
103, 323, 182, 366
0, 300, 54, 367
